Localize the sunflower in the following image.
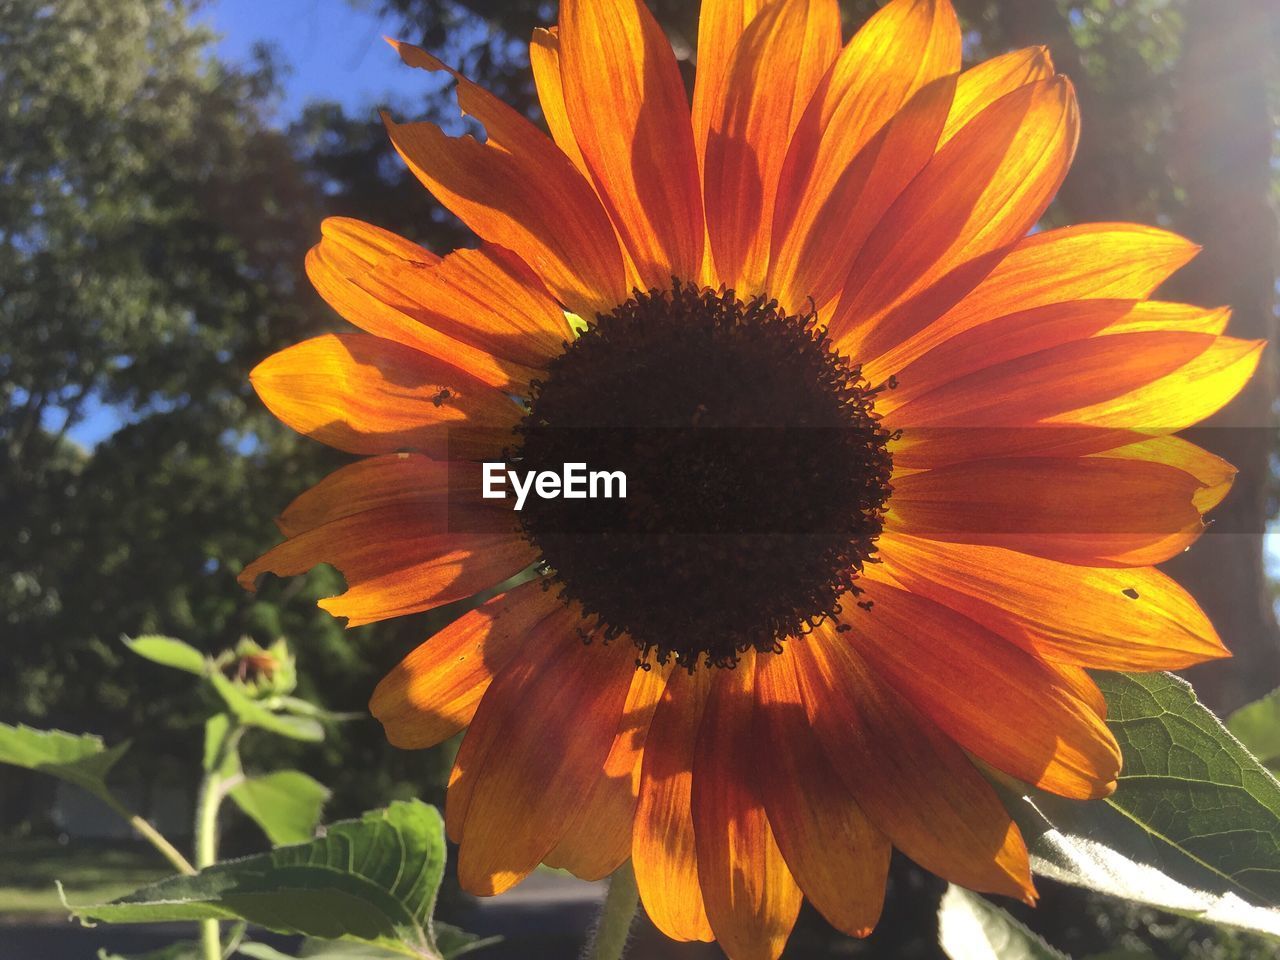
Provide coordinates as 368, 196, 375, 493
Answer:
240, 0, 1262, 956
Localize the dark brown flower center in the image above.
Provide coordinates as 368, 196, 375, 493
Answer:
514, 281, 894, 670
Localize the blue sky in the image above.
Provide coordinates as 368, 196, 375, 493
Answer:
198, 0, 410, 120
65, 0, 411, 450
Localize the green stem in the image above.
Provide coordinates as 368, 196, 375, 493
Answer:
195, 721, 243, 960
96, 793, 196, 876
585, 860, 639, 960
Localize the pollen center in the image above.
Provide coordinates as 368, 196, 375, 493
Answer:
514, 281, 894, 669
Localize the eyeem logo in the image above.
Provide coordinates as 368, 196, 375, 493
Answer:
482, 462, 627, 511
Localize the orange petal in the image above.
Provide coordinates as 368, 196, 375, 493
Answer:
543, 659, 672, 880
703, 0, 840, 292
249, 333, 519, 458
1045, 662, 1108, 719
832, 77, 1079, 356
1044, 335, 1265, 429
275, 453, 472, 538
851, 578, 1121, 799
772, 0, 959, 309
692, 0, 766, 177
559, 0, 703, 286
370, 578, 558, 749
941, 46, 1054, 146
1093, 435, 1235, 512
791, 633, 1035, 901
634, 668, 715, 943
878, 533, 1230, 670
304, 225, 560, 391
383, 42, 626, 318
692, 653, 803, 960
864, 222, 1201, 383
879, 300, 1232, 415
316, 218, 571, 374
239, 505, 534, 627
529, 27, 592, 180
754, 651, 890, 938
891, 333, 1257, 429
450, 625, 637, 895
770, 74, 956, 313
317, 216, 441, 266
886, 456, 1206, 566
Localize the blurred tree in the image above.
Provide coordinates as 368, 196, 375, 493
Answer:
0, 0, 437, 828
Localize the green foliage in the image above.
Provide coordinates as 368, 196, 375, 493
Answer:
123, 636, 209, 677
1001, 672, 1280, 939
1227, 687, 1280, 771
208, 671, 325, 743
229, 771, 330, 845
6, 639, 486, 959
938, 885, 1069, 960
0, 723, 129, 802
70, 801, 469, 960
0, 0, 350, 771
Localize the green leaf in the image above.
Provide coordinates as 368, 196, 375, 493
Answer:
938, 885, 1069, 960
229, 770, 330, 845
0, 722, 129, 801
1227, 687, 1280, 768
209, 671, 324, 742
70, 800, 452, 959
123, 635, 208, 676
1001, 672, 1280, 939
432, 924, 500, 959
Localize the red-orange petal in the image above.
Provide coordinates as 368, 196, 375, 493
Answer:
940, 46, 1055, 146
852, 577, 1121, 799
308, 216, 558, 389
543, 659, 672, 880
316, 221, 571, 376
754, 650, 890, 938
249, 333, 520, 459
274, 453, 452, 538
791, 632, 1035, 901
692, 653, 803, 960
878, 533, 1230, 670
864, 222, 1201, 383
692, 0, 766, 177
886, 456, 1206, 566
772, 0, 960, 309
382, 42, 626, 318
703, 0, 840, 293
529, 27, 592, 181
878, 300, 1232, 415
888, 334, 1263, 468
240, 502, 534, 628
832, 76, 1079, 356
369, 578, 559, 749
1094, 435, 1235, 513
450, 622, 637, 895
558, 0, 703, 286
634, 668, 715, 942
770, 74, 956, 313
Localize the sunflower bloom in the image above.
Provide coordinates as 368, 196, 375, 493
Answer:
241, 0, 1262, 956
